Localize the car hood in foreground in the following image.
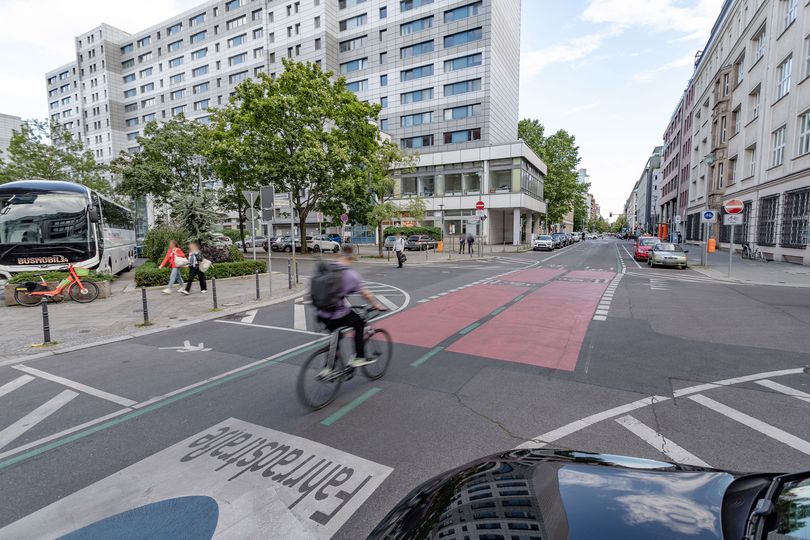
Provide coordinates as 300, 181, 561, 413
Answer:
369, 448, 736, 540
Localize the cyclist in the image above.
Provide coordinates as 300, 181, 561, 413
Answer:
314, 244, 386, 369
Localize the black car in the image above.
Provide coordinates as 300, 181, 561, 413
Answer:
550, 233, 565, 249
405, 235, 437, 251
369, 447, 810, 540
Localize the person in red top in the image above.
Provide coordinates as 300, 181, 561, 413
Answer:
158, 240, 186, 294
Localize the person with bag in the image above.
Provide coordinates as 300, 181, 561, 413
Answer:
181, 242, 208, 295
393, 233, 406, 268
158, 239, 186, 294
466, 232, 475, 254
310, 244, 386, 370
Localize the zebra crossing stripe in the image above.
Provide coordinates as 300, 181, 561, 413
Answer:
376, 295, 397, 311
0, 375, 35, 399
755, 379, 810, 403
615, 415, 710, 467
0, 390, 79, 451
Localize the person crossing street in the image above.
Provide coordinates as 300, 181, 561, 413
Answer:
393, 233, 406, 268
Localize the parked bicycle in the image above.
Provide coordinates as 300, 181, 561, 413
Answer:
13, 264, 100, 306
741, 242, 769, 262
297, 305, 392, 410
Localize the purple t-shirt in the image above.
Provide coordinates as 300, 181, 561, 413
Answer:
317, 263, 363, 320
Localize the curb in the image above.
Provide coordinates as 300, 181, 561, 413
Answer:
687, 265, 810, 288
0, 286, 309, 368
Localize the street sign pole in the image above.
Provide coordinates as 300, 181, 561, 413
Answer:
289, 193, 297, 284
250, 205, 257, 261
729, 224, 734, 278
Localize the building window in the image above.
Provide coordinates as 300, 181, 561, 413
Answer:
169, 73, 185, 84
229, 53, 247, 66
225, 0, 241, 11
190, 13, 206, 27
340, 57, 368, 74
170, 89, 186, 100
758, 195, 779, 245
193, 65, 210, 77
444, 1, 481, 23
141, 97, 155, 107
443, 128, 481, 144
190, 31, 207, 44
137, 35, 151, 47
124, 103, 138, 112
720, 116, 727, 143
168, 22, 182, 35
140, 82, 154, 93
444, 27, 482, 48
252, 8, 262, 21
400, 40, 433, 59
444, 53, 482, 72
771, 126, 787, 166
799, 112, 810, 156
753, 26, 766, 61
339, 13, 367, 31
338, 0, 366, 7
784, 0, 798, 30
127, 131, 139, 141
123, 73, 136, 83
229, 70, 249, 84
400, 16, 433, 36
171, 105, 187, 116
750, 87, 761, 120
380, 118, 389, 131
781, 189, 810, 247
168, 40, 183, 52
228, 34, 247, 47
733, 106, 741, 134
401, 87, 433, 104
121, 43, 134, 54
193, 82, 210, 94
777, 55, 793, 99
191, 48, 208, 60
444, 78, 481, 96
716, 161, 724, 188
381, 96, 388, 108
346, 79, 368, 92
254, 47, 264, 58
125, 117, 139, 127
400, 64, 433, 81
735, 54, 745, 84
193, 99, 210, 111
226, 16, 247, 30
400, 0, 433, 12
124, 88, 137, 98
723, 73, 730, 95
400, 134, 434, 148
380, 6, 387, 18
122, 59, 135, 69
729, 156, 737, 184
380, 74, 388, 86
400, 111, 432, 127
169, 56, 184, 68
746, 144, 757, 177
339, 35, 366, 52
143, 112, 156, 122
380, 51, 388, 64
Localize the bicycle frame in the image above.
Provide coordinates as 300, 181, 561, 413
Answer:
24, 265, 86, 298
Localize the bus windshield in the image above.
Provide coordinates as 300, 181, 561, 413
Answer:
0, 193, 91, 245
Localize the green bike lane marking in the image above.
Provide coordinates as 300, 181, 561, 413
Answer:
0, 340, 326, 472
320, 387, 382, 426
458, 322, 481, 335
411, 346, 444, 367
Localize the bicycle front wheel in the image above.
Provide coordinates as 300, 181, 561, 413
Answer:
13, 284, 42, 307
362, 328, 392, 380
297, 347, 343, 410
69, 281, 99, 303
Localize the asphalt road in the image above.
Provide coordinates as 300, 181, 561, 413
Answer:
0, 238, 809, 538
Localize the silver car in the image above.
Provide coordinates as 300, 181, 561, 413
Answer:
533, 235, 554, 251
648, 242, 688, 269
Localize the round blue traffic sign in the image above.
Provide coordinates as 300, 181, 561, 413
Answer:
703, 211, 716, 220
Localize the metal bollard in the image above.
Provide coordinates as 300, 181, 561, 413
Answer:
41, 299, 51, 344
287, 258, 292, 289
295, 259, 299, 284
211, 277, 218, 309
255, 269, 260, 300
141, 286, 150, 324
267, 259, 272, 298
425, 246, 429, 260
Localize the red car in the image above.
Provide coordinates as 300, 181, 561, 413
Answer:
634, 236, 660, 261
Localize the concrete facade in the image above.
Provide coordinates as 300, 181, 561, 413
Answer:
0, 114, 24, 157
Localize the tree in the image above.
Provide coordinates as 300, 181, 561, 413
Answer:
612, 214, 628, 233
573, 194, 589, 231
170, 191, 224, 245
518, 119, 588, 228
218, 60, 381, 253
0, 119, 109, 192
110, 116, 211, 205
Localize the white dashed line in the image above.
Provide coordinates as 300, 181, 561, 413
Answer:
615, 415, 710, 467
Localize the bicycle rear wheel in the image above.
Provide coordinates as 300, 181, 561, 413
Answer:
69, 281, 99, 303
362, 328, 392, 380
297, 347, 343, 410
13, 284, 42, 307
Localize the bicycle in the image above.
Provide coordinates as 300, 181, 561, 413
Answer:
297, 305, 392, 410
741, 242, 769, 263
13, 264, 100, 307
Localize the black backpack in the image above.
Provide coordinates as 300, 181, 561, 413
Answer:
310, 261, 346, 311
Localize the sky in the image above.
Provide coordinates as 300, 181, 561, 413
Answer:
0, 0, 723, 217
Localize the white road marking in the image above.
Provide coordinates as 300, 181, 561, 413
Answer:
240, 309, 257, 324
429, 295, 440, 299
755, 379, 810, 404
689, 394, 810, 455
595, 309, 609, 315
216, 319, 323, 336
12, 365, 137, 408
0, 390, 78, 450
622, 245, 642, 268
592, 315, 607, 321
417, 299, 429, 303
615, 415, 710, 467
158, 340, 212, 353
672, 368, 805, 398
294, 302, 307, 331
376, 295, 397, 311
0, 375, 35, 399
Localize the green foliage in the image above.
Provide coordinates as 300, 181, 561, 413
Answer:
9, 270, 115, 284
383, 226, 442, 240
573, 195, 589, 232
228, 245, 245, 261
611, 214, 628, 233
518, 119, 588, 227
588, 216, 611, 233
170, 191, 223, 245
0, 120, 109, 192
219, 229, 242, 242
110, 116, 211, 205
134, 260, 267, 287
143, 226, 190, 264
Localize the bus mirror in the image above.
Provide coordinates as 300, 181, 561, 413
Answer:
88, 207, 100, 223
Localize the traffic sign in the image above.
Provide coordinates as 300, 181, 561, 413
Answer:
700, 210, 717, 223
723, 214, 744, 226
475, 201, 485, 210
243, 190, 259, 207
467, 217, 480, 224
475, 209, 485, 217
724, 199, 744, 214
674, 215, 682, 224
340, 213, 349, 223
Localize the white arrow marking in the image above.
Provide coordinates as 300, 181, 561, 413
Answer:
159, 340, 212, 353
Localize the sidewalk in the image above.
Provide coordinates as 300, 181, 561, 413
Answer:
0, 272, 306, 361
250, 244, 530, 265
686, 246, 810, 286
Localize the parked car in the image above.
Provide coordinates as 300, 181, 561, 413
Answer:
634, 235, 660, 261
307, 235, 340, 253
210, 233, 233, 249
550, 233, 565, 249
370, 447, 809, 540
236, 236, 266, 249
262, 236, 279, 252
405, 235, 437, 251
271, 236, 301, 252
648, 242, 688, 269
326, 233, 342, 244
533, 234, 554, 251
570, 233, 581, 243
383, 236, 397, 251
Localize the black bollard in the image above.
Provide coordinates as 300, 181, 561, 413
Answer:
211, 276, 218, 309
41, 299, 51, 344
255, 269, 260, 300
141, 286, 150, 324
287, 259, 292, 289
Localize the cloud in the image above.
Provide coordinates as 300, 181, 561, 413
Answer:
632, 52, 698, 82
522, 26, 624, 76
583, 0, 724, 41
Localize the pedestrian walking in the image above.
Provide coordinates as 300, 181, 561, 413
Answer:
393, 233, 406, 268
458, 233, 465, 254
466, 232, 475, 254
158, 240, 187, 294
181, 242, 208, 295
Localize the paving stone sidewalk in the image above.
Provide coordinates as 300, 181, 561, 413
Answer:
686, 246, 810, 286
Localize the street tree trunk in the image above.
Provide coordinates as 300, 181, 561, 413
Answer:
377, 222, 384, 257
298, 207, 309, 254
236, 197, 247, 254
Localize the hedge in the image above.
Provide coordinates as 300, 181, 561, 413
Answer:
383, 226, 442, 240
9, 270, 116, 284
134, 260, 268, 287
144, 226, 190, 265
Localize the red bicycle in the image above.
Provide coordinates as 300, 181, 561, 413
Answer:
14, 264, 100, 307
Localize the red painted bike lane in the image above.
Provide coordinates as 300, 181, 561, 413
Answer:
446, 273, 614, 371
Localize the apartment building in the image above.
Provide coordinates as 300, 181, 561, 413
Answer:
681, 0, 810, 264
0, 114, 24, 156
44, 0, 545, 245
660, 80, 695, 241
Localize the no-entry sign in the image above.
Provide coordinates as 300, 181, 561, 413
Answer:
475, 201, 485, 210
724, 199, 744, 214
